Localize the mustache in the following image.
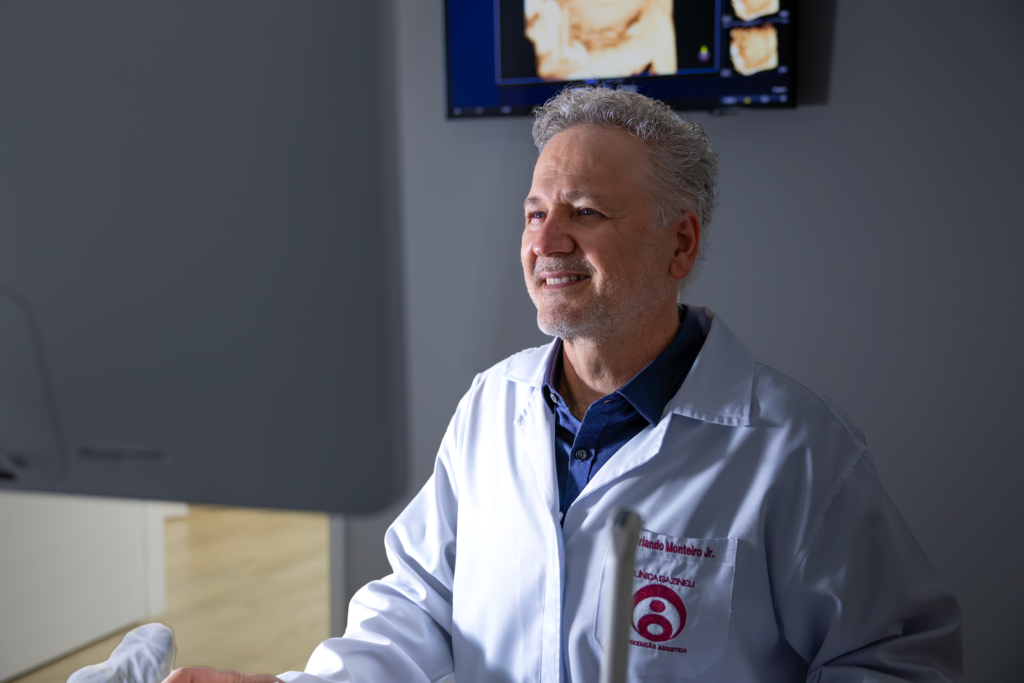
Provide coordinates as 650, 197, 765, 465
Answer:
533, 255, 593, 277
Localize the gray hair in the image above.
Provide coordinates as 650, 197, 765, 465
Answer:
531, 86, 719, 300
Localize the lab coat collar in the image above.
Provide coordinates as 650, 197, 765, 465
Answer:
664, 309, 754, 427
500, 308, 754, 428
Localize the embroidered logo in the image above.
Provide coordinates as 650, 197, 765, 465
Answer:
631, 584, 686, 642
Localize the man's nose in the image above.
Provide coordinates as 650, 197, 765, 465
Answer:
531, 214, 575, 257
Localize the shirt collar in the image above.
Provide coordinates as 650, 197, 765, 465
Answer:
501, 307, 754, 427
541, 305, 709, 426
616, 305, 708, 424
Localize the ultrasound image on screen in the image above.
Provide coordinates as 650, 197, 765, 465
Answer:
730, 0, 778, 21
498, 0, 718, 83
454, 0, 795, 116
526, 0, 676, 80
729, 23, 777, 75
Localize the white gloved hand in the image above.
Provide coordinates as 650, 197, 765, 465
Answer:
68, 623, 175, 683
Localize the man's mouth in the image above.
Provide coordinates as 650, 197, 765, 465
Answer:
543, 274, 591, 286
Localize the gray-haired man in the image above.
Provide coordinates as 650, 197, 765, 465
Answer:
164, 88, 962, 683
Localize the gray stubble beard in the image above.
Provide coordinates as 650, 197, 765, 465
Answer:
536, 286, 617, 343
534, 261, 665, 345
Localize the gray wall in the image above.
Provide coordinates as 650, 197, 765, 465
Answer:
341, 0, 1023, 678
0, 0, 406, 513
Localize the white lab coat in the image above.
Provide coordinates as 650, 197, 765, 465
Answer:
279, 309, 961, 683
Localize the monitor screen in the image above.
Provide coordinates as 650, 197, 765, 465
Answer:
446, 0, 797, 117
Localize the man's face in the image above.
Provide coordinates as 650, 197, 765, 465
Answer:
522, 125, 678, 342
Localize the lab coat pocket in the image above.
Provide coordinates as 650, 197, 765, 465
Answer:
595, 531, 737, 679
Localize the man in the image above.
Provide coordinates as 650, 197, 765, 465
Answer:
167, 87, 962, 682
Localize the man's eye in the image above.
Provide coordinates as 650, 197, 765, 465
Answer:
528, 211, 546, 221
579, 207, 599, 216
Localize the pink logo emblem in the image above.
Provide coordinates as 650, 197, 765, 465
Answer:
631, 584, 686, 642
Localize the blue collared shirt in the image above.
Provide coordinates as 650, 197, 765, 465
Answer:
544, 305, 709, 519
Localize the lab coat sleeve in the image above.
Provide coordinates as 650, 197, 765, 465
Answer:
279, 394, 466, 683
778, 450, 963, 682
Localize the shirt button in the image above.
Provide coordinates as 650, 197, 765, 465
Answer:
574, 448, 590, 461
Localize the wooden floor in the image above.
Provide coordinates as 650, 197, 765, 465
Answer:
11, 506, 329, 683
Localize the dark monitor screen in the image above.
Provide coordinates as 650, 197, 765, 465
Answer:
446, 0, 797, 117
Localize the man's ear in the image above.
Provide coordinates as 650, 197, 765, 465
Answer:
669, 211, 701, 280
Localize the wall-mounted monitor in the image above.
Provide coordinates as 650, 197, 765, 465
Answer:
446, 0, 797, 117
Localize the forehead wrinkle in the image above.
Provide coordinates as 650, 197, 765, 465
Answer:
533, 154, 587, 179
534, 153, 644, 189
525, 188, 608, 206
